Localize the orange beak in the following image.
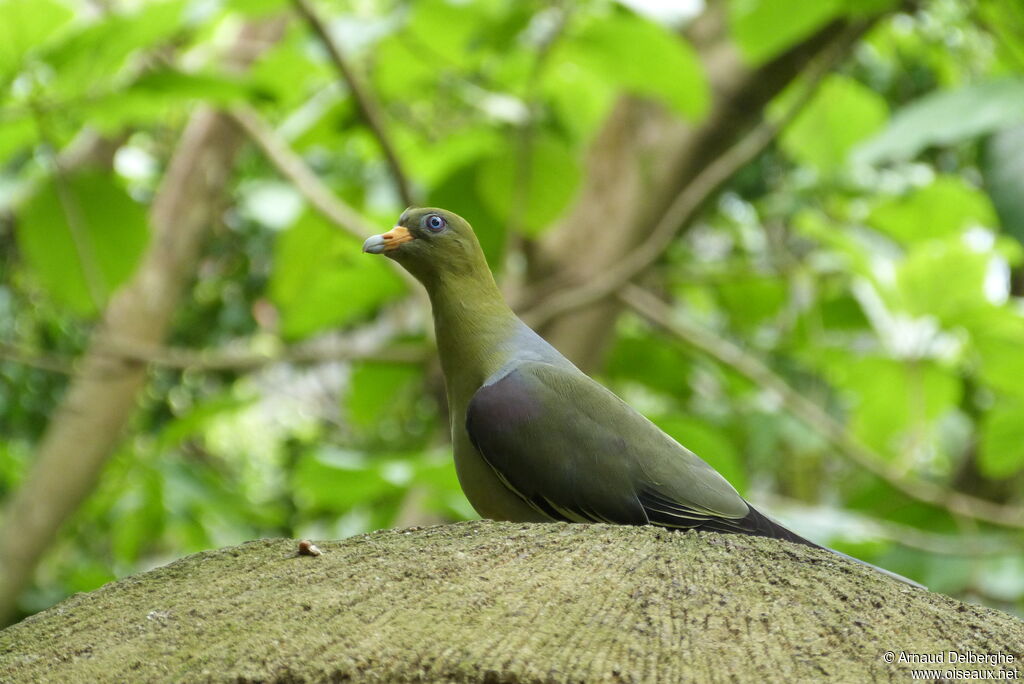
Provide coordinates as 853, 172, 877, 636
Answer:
362, 226, 414, 254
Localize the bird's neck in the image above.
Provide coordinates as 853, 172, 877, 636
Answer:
427, 270, 520, 407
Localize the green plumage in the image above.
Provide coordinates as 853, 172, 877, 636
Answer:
363, 207, 922, 587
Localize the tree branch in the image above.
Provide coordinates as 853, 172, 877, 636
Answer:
227, 106, 422, 293
0, 19, 287, 626
229, 106, 375, 240
0, 339, 427, 375
517, 7, 885, 372
619, 284, 1024, 531
519, 22, 861, 328
0, 344, 76, 375
290, 0, 416, 207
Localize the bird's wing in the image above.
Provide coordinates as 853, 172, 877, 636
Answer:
465, 361, 758, 531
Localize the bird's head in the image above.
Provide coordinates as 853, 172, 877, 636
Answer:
362, 207, 487, 284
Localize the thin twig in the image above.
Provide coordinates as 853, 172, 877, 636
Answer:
290, 0, 416, 206
229, 107, 376, 240
228, 106, 422, 294
98, 339, 429, 370
0, 344, 75, 375
520, 24, 862, 328
0, 339, 427, 376
619, 284, 1024, 531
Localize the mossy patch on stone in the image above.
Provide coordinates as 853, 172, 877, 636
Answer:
0, 521, 1021, 682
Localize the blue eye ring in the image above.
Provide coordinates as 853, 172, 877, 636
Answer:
425, 214, 446, 232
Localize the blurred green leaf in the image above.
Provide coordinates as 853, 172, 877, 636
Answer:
373, 34, 437, 102
895, 238, 991, 324
250, 32, 331, 108
17, 171, 148, 315
606, 331, 693, 400
779, 75, 888, 171
405, 0, 488, 66
403, 126, 503, 188
293, 448, 397, 512
542, 57, 615, 145
73, 93, 174, 132
428, 159, 506, 266
269, 212, 405, 339
155, 395, 255, 451
815, 291, 870, 331
869, 176, 997, 244
0, 115, 35, 159
82, 70, 253, 131
843, 475, 955, 529
854, 80, 1024, 164
224, 0, 285, 16
982, 124, 1024, 246
0, 0, 73, 78
0, 441, 29, 494
410, 452, 466, 517
559, 10, 708, 120
978, 0, 1024, 72
973, 312, 1024, 399
979, 403, 1024, 478
289, 98, 357, 151
37, 1, 186, 98
827, 356, 961, 456
477, 133, 581, 236
64, 562, 117, 594
717, 275, 787, 329
412, 454, 460, 491
728, 0, 884, 65
110, 464, 165, 563
346, 361, 423, 429
128, 70, 252, 102
793, 208, 875, 280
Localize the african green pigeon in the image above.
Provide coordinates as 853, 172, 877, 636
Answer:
364, 207, 921, 588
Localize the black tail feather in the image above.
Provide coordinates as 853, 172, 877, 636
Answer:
732, 503, 821, 549
646, 500, 926, 589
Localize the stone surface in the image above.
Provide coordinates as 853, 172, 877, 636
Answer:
0, 521, 1021, 682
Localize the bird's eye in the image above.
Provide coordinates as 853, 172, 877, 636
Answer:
425, 214, 446, 232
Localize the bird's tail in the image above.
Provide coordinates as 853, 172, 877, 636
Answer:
824, 547, 926, 589
744, 504, 926, 590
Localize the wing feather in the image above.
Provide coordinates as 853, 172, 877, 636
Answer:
465, 362, 755, 531
466, 361, 887, 565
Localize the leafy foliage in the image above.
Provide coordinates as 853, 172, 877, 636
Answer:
0, 0, 1022, 625
779, 74, 889, 172
854, 79, 1024, 164
17, 172, 148, 314
269, 213, 405, 339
